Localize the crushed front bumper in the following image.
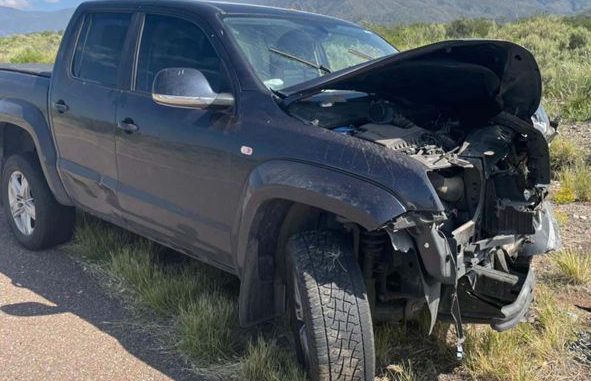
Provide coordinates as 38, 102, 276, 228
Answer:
441, 263, 536, 332
492, 267, 535, 332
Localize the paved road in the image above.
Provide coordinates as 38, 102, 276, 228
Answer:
0, 212, 201, 381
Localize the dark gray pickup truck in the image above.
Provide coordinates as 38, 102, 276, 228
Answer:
0, 1, 561, 380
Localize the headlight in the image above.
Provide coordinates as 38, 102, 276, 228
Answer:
531, 104, 557, 142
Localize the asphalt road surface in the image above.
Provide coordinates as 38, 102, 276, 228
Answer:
0, 212, 202, 381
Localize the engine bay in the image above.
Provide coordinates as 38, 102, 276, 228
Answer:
288, 91, 552, 241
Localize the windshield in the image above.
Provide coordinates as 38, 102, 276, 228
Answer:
224, 16, 398, 91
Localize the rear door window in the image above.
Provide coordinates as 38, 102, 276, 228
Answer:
72, 13, 132, 87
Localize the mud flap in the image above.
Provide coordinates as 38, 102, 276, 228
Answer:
420, 275, 441, 334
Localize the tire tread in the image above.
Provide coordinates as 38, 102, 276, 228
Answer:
287, 231, 375, 381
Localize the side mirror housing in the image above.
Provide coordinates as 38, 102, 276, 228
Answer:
152, 68, 234, 109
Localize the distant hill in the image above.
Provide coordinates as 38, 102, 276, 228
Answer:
234, 0, 591, 23
0, 6, 73, 36
2, 0, 591, 36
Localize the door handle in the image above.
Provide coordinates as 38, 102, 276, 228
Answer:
54, 100, 69, 114
117, 118, 139, 134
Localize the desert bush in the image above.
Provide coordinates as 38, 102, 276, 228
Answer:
445, 18, 495, 38
550, 136, 585, 172
557, 165, 591, 203
551, 249, 591, 285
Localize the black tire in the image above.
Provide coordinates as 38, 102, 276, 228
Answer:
1, 153, 75, 250
286, 231, 375, 381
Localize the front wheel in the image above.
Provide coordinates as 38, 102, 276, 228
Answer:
286, 231, 375, 381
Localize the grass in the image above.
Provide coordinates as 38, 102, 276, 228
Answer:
69, 214, 304, 379
549, 136, 591, 204
551, 249, 591, 285
373, 320, 456, 380
555, 165, 591, 203
177, 294, 237, 364
240, 337, 307, 381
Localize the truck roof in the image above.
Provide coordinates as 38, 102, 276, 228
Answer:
80, 0, 357, 26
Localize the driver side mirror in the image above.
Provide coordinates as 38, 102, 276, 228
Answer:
152, 68, 234, 110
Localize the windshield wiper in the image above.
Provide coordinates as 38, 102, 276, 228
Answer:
348, 48, 376, 61
269, 47, 331, 74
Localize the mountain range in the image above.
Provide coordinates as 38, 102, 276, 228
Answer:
1, 0, 591, 36
0, 6, 72, 35
237, 0, 591, 23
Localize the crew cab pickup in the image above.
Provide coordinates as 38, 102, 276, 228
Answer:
0, 1, 561, 380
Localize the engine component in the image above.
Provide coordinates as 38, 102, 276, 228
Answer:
428, 172, 465, 203
368, 100, 396, 124
356, 123, 433, 151
361, 230, 389, 313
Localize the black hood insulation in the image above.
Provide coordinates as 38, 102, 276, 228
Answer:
282, 40, 542, 124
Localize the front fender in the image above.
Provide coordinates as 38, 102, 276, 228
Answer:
234, 160, 407, 272
233, 160, 407, 326
0, 98, 72, 206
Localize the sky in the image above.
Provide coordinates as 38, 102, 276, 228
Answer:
0, 0, 84, 11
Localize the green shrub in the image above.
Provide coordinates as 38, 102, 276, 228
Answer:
550, 136, 585, 172
445, 18, 494, 38
557, 165, 591, 202
0, 32, 61, 63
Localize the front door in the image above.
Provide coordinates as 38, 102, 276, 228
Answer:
115, 13, 236, 267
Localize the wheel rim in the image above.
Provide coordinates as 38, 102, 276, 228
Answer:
292, 276, 312, 369
7, 171, 35, 236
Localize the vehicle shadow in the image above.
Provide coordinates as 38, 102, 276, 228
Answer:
0, 214, 208, 381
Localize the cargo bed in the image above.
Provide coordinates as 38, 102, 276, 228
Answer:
0, 64, 52, 78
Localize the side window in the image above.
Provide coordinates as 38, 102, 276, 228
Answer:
135, 15, 229, 93
72, 13, 132, 87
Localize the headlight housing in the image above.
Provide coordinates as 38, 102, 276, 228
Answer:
531, 104, 557, 142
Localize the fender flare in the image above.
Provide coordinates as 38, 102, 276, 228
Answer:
0, 98, 72, 206
234, 160, 407, 326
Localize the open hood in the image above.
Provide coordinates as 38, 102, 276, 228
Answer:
281, 40, 542, 122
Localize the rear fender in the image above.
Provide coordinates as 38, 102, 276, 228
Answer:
0, 98, 72, 206
234, 160, 407, 326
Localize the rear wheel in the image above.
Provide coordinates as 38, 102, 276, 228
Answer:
286, 231, 375, 381
1, 153, 75, 250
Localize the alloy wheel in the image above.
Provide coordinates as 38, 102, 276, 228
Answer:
7, 171, 36, 236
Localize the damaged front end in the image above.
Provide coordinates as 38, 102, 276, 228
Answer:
282, 40, 562, 348
384, 111, 562, 336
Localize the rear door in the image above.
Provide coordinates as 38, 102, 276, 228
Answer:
50, 12, 133, 217
114, 13, 237, 267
